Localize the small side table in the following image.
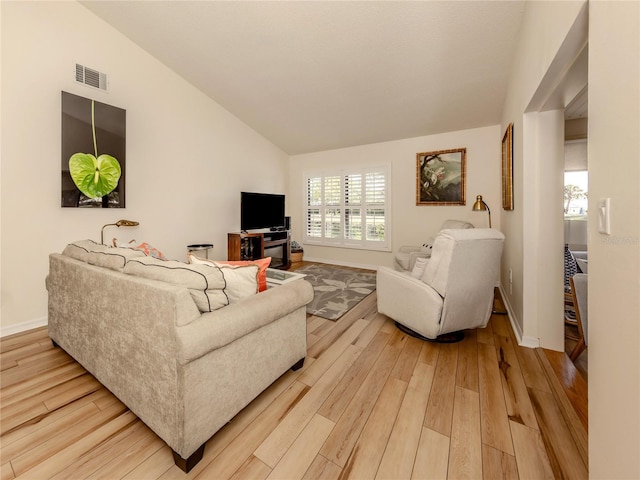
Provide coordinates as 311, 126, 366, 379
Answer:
187, 243, 214, 260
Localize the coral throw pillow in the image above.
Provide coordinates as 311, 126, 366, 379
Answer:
112, 238, 166, 260
189, 255, 272, 292
134, 242, 166, 260
215, 258, 271, 292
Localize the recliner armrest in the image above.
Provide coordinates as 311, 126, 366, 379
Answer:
397, 245, 422, 254
407, 251, 430, 271
395, 245, 432, 271
376, 266, 443, 339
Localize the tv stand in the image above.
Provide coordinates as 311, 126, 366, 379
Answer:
227, 231, 291, 270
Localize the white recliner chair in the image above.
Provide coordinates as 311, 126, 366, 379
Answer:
379, 228, 505, 341
393, 219, 474, 272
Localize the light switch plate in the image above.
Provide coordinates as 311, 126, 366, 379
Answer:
598, 198, 611, 234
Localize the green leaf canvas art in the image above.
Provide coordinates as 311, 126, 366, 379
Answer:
61, 92, 126, 208
69, 152, 121, 199
68, 99, 121, 199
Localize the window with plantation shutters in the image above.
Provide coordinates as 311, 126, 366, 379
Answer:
304, 166, 390, 251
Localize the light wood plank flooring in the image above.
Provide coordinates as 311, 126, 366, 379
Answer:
1, 266, 588, 479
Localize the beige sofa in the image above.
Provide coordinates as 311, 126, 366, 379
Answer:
46, 240, 313, 472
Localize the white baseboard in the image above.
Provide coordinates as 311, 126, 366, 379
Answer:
519, 335, 541, 349
1, 317, 48, 338
497, 285, 540, 348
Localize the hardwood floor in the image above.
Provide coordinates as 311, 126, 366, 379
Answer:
1, 266, 588, 479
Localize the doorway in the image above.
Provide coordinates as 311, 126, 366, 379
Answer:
521, 36, 588, 351
563, 88, 589, 380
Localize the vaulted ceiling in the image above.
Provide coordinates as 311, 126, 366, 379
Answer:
82, 1, 526, 155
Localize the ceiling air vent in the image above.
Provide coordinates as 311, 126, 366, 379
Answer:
75, 63, 108, 91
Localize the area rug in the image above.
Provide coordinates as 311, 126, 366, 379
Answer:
295, 264, 376, 320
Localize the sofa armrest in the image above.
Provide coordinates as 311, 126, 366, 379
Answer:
177, 279, 313, 364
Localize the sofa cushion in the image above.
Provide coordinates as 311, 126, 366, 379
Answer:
89, 247, 147, 271
62, 239, 108, 261
63, 240, 146, 271
124, 257, 228, 312
189, 255, 271, 292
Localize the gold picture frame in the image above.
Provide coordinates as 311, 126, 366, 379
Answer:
501, 123, 514, 210
416, 148, 466, 205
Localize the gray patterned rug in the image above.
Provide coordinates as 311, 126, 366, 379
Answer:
295, 264, 376, 320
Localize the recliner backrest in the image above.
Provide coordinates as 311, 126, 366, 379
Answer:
421, 228, 505, 334
417, 219, 474, 256
441, 219, 475, 230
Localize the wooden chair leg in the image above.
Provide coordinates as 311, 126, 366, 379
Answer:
569, 338, 586, 362
564, 292, 578, 325
568, 275, 587, 363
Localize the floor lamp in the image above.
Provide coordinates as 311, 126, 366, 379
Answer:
472, 195, 491, 228
471, 195, 506, 314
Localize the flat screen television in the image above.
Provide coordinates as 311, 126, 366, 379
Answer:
241, 192, 285, 231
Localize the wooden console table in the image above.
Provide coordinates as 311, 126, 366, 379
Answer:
227, 231, 291, 270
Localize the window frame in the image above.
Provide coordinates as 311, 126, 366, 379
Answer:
303, 165, 391, 252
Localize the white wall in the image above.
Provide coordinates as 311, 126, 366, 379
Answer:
0, 1, 288, 334
499, 0, 587, 345
588, 2, 640, 477
501, 0, 639, 476
289, 126, 500, 269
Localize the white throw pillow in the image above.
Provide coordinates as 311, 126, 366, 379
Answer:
215, 264, 260, 304
420, 236, 435, 256
411, 257, 429, 278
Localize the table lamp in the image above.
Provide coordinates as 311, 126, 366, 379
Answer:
101, 219, 139, 244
